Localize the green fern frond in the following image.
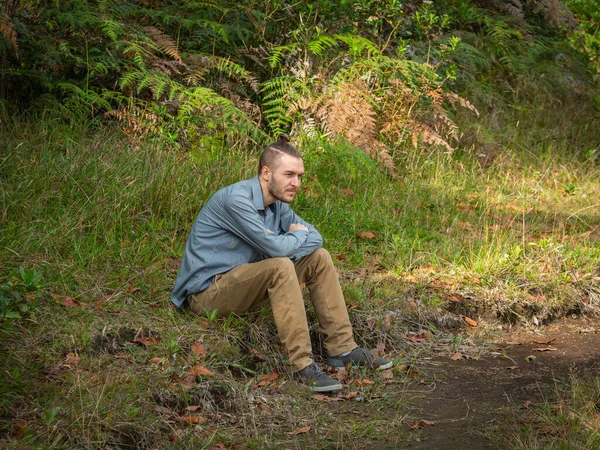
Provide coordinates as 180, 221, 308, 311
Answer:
100, 20, 123, 42
334, 34, 382, 58
307, 35, 338, 56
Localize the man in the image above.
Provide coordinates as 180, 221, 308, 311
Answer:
172, 135, 391, 392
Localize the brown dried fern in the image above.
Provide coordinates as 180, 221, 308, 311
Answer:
145, 26, 181, 62
0, 13, 18, 56
322, 81, 396, 175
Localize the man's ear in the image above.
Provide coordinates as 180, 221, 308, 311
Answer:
260, 165, 271, 181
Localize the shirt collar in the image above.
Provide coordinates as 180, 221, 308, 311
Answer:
251, 176, 265, 211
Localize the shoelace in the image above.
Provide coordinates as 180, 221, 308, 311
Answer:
308, 362, 326, 377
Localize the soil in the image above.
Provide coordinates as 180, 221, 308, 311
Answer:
383, 316, 600, 449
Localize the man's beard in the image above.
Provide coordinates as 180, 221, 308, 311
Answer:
268, 178, 295, 203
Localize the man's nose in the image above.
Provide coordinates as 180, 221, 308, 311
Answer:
290, 176, 300, 187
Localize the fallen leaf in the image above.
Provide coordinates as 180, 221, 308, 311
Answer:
256, 372, 279, 387
354, 378, 376, 386
357, 231, 376, 240
523, 400, 532, 409
380, 369, 393, 379
185, 405, 202, 412
154, 405, 175, 415
149, 357, 166, 364
11, 421, 27, 440
64, 352, 80, 366
191, 343, 206, 358
507, 366, 520, 370
463, 316, 478, 327
126, 286, 141, 294
342, 391, 359, 400
133, 337, 160, 346
451, 352, 465, 361
249, 348, 265, 361
179, 415, 206, 425
534, 338, 556, 345
340, 188, 355, 196
533, 347, 557, 352
189, 364, 214, 377
198, 321, 210, 329
114, 354, 130, 359
289, 426, 311, 435
395, 364, 409, 372
51, 293, 85, 308
448, 293, 462, 303
411, 419, 436, 430
167, 429, 183, 441
505, 341, 521, 345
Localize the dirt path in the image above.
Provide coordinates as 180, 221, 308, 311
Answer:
388, 317, 600, 449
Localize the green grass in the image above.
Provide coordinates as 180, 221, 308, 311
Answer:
491, 372, 600, 449
0, 92, 599, 447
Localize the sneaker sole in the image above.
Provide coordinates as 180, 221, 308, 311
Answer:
327, 361, 393, 371
310, 383, 343, 392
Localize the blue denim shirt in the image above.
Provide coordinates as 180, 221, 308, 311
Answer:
171, 176, 323, 307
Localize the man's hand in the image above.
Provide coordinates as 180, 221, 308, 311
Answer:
289, 223, 309, 233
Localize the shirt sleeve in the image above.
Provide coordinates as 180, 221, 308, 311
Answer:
223, 194, 309, 258
279, 203, 323, 260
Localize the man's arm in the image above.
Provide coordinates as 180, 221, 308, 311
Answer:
279, 203, 323, 260
223, 195, 309, 258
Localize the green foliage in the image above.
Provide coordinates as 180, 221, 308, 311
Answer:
0, 267, 43, 320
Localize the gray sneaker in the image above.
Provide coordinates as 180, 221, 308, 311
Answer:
295, 362, 343, 392
328, 347, 393, 370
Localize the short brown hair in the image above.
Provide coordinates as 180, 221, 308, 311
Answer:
258, 134, 301, 175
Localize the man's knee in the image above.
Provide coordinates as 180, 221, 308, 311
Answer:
270, 256, 296, 276
310, 248, 334, 267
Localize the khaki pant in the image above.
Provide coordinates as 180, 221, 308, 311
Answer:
188, 248, 357, 371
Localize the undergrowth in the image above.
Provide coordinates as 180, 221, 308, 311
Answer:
1, 83, 599, 447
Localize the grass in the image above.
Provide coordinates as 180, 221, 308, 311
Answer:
491, 371, 600, 449
0, 88, 599, 447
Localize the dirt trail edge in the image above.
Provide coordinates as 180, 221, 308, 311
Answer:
387, 317, 600, 449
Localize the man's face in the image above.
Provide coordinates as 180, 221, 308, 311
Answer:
266, 154, 304, 203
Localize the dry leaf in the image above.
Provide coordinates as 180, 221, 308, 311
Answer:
505, 341, 521, 345
342, 391, 359, 400
463, 316, 478, 327
179, 415, 206, 425
64, 352, 80, 366
191, 343, 206, 358
451, 352, 465, 361
11, 421, 27, 440
289, 426, 311, 435
133, 337, 160, 346
249, 348, 265, 361
533, 347, 557, 352
340, 188, 355, 196
51, 293, 85, 308
114, 354, 130, 359
256, 372, 279, 387
185, 405, 202, 412
380, 369, 393, 379
523, 400, 532, 409
149, 357, 166, 364
357, 231, 376, 240
534, 338, 556, 345
189, 364, 214, 377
